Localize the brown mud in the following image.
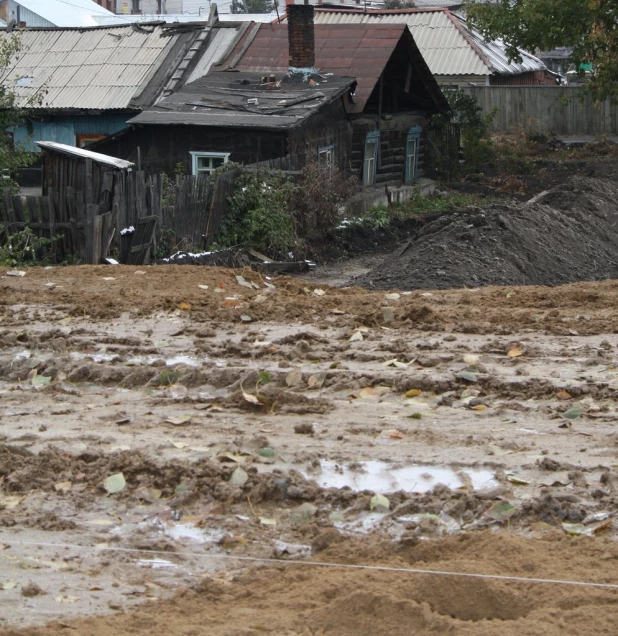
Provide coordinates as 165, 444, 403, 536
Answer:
2, 262, 618, 634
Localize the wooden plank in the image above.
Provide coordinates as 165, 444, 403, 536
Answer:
92, 212, 104, 265
85, 203, 99, 265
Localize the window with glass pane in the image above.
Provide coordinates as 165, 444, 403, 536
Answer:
318, 144, 335, 167
190, 152, 230, 176
363, 131, 379, 186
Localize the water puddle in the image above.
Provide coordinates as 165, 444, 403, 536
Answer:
164, 522, 225, 544
305, 460, 496, 494
70, 351, 119, 363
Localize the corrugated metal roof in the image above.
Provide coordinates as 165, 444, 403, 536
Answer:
310, 8, 546, 77
36, 141, 134, 168
17, 0, 115, 27
0, 25, 179, 110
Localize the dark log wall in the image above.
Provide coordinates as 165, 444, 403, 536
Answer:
350, 114, 429, 185
95, 126, 288, 176
287, 99, 353, 171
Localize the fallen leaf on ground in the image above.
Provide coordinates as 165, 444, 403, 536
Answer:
486, 501, 515, 522
31, 374, 52, 387
313, 289, 326, 296
405, 388, 422, 398
229, 467, 249, 487
236, 275, 253, 289
259, 517, 277, 526
286, 367, 303, 387
456, 370, 478, 383
507, 346, 523, 358
104, 473, 126, 495
370, 494, 390, 512
177, 302, 191, 311
307, 373, 326, 389
556, 390, 572, 401
349, 330, 363, 342
1, 581, 17, 591
562, 406, 583, 420
169, 439, 189, 449
166, 415, 192, 426
242, 390, 261, 405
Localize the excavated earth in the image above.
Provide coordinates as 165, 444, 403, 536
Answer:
355, 177, 618, 291
2, 260, 618, 635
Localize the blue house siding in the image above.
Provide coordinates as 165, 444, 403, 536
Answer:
13, 114, 133, 152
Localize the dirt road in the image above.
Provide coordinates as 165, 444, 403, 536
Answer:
2, 265, 618, 635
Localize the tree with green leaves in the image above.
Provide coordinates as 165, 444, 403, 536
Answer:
0, 31, 45, 192
466, 0, 618, 101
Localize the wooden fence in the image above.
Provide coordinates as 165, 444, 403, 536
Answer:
462, 86, 618, 135
0, 154, 308, 264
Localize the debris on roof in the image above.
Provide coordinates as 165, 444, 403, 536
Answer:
129, 70, 356, 130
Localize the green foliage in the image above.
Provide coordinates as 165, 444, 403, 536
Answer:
431, 90, 496, 175
0, 32, 46, 193
216, 171, 298, 258
466, 0, 618, 102
345, 192, 496, 230
383, 0, 413, 8
0, 225, 61, 266
231, 0, 274, 12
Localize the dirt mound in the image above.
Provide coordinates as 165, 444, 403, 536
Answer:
6, 533, 618, 636
355, 177, 618, 291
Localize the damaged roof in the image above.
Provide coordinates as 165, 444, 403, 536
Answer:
218, 23, 448, 114
129, 70, 356, 130
0, 21, 249, 111
306, 8, 547, 78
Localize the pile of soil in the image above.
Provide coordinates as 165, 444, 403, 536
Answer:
355, 177, 618, 290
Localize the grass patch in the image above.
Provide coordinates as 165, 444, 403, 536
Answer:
342, 191, 495, 230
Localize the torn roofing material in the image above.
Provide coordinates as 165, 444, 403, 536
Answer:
128, 70, 356, 130
217, 23, 449, 114
36, 141, 135, 169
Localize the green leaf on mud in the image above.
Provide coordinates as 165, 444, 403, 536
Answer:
258, 370, 273, 385
562, 406, 583, 419
370, 494, 390, 512
158, 369, 180, 386
257, 447, 276, 458
455, 370, 478, 383
104, 473, 126, 495
486, 501, 515, 522
31, 374, 51, 387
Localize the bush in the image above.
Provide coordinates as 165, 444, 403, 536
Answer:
0, 225, 61, 266
431, 90, 496, 175
215, 171, 298, 258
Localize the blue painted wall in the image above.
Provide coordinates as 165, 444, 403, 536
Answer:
13, 114, 132, 152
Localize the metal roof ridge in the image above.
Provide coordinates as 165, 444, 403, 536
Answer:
444, 9, 493, 73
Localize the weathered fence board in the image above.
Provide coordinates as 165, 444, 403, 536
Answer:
463, 86, 618, 135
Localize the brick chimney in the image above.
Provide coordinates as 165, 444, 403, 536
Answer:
287, 2, 315, 69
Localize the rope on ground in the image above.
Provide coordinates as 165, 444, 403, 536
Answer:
6, 540, 618, 591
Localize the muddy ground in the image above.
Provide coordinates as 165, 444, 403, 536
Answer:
1, 264, 618, 634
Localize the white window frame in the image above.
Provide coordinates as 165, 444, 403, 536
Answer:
318, 143, 335, 168
190, 151, 230, 176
